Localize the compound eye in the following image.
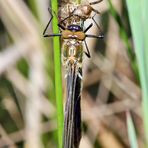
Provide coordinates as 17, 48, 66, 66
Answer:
82, 5, 92, 16
75, 32, 86, 41
62, 30, 73, 39
67, 25, 82, 31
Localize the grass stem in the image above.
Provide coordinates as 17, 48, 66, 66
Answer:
51, 1, 64, 148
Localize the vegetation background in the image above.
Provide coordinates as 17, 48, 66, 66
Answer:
0, 0, 147, 148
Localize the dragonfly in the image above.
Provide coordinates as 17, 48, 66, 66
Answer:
43, 1, 103, 147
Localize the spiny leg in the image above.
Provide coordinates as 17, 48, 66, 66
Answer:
58, 24, 66, 30
86, 34, 104, 39
43, 8, 62, 38
84, 40, 91, 58
84, 22, 104, 57
89, 0, 103, 5
84, 23, 93, 33
43, 8, 54, 36
44, 34, 61, 38
92, 8, 101, 15
92, 13, 104, 38
89, 0, 103, 31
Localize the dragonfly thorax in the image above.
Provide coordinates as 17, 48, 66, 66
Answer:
69, 46, 76, 56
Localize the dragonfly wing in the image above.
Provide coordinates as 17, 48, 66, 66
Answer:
63, 64, 82, 148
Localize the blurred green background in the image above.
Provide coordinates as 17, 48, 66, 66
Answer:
0, 0, 147, 147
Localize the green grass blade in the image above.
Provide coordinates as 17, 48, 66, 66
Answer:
126, 112, 138, 148
126, 0, 148, 146
108, 0, 139, 81
51, 1, 64, 148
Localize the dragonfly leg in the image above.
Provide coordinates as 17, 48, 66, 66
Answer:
86, 34, 104, 39
43, 8, 62, 38
84, 40, 91, 58
92, 13, 104, 37
84, 23, 103, 40
58, 24, 66, 30
89, 0, 103, 5
43, 8, 54, 36
43, 34, 61, 38
84, 23, 93, 33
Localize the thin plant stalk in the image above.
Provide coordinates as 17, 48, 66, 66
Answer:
126, 0, 148, 146
126, 112, 138, 148
51, 1, 64, 148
